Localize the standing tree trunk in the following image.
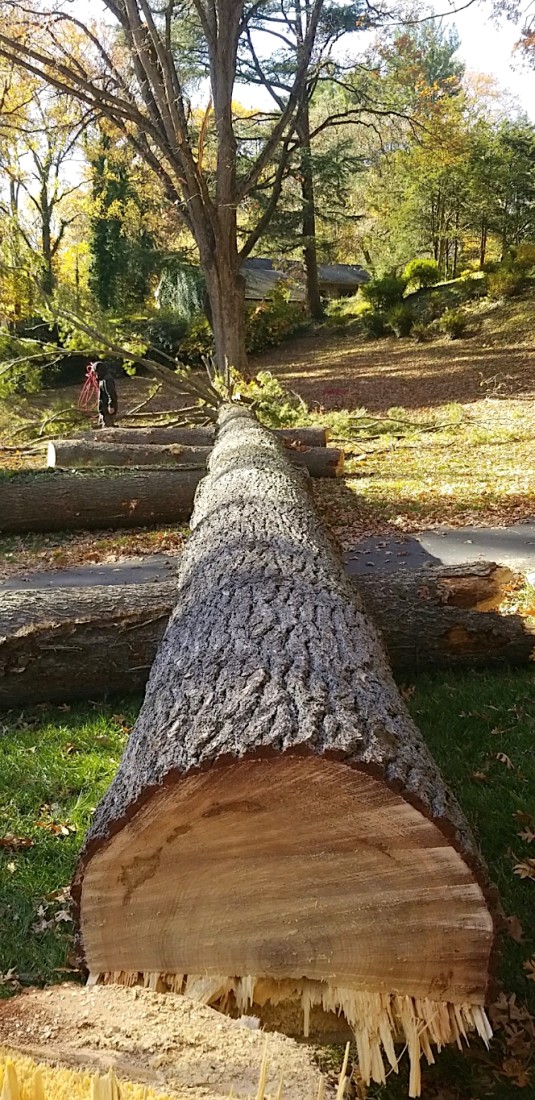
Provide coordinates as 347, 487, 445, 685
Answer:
297, 104, 322, 320
74, 407, 496, 1097
480, 217, 488, 269
204, 252, 248, 377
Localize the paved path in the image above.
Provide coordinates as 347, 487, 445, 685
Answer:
1, 522, 534, 592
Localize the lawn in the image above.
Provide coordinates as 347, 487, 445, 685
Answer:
0, 670, 534, 1098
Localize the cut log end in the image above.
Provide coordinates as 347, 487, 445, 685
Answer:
77, 754, 494, 1097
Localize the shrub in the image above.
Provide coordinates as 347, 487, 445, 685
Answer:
245, 286, 308, 354
510, 242, 535, 275
387, 303, 414, 338
439, 308, 468, 339
360, 274, 406, 312
411, 321, 431, 343
361, 309, 388, 338
130, 314, 189, 364
177, 315, 213, 366
403, 258, 440, 289
487, 270, 525, 299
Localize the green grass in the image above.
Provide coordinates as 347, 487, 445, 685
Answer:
0, 672, 534, 1095
0, 701, 137, 991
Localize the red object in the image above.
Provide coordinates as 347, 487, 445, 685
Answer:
78, 363, 99, 411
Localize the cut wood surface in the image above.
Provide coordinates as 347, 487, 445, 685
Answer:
47, 440, 344, 478
0, 470, 202, 533
78, 425, 329, 448
73, 407, 496, 1097
0, 984, 331, 1099
1, 563, 532, 708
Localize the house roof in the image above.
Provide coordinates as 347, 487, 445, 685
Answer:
242, 267, 305, 302
318, 264, 370, 287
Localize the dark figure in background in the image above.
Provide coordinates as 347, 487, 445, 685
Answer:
93, 362, 118, 428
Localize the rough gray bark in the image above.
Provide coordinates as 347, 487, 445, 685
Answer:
77, 426, 329, 448
47, 441, 343, 478
1, 563, 532, 708
0, 469, 202, 533
0, 584, 171, 706
48, 441, 210, 470
73, 407, 496, 1055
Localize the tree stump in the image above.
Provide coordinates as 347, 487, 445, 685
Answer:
73, 407, 497, 1096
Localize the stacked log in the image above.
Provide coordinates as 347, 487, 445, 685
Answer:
0, 469, 202, 533
47, 440, 344, 478
1, 563, 532, 708
73, 406, 497, 1097
78, 426, 329, 448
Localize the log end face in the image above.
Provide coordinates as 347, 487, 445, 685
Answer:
78, 755, 494, 1009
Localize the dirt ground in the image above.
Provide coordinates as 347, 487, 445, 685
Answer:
0, 984, 332, 1099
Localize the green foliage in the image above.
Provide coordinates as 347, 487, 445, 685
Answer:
156, 262, 206, 325
361, 274, 407, 312
360, 309, 388, 338
509, 241, 535, 275
231, 369, 308, 428
487, 270, 525, 300
0, 333, 62, 397
411, 321, 430, 343
128, 313, 189, 365
403, 257, 440, 289
387, 302, 414, 337
88, 130, 155, 312
177, 315, 213, 366
245, 287, 308, 354
174, 286, 308, 367
438, 308, 468, 338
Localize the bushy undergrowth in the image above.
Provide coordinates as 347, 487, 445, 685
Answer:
439, 307, 468, 339
176, 287, 309, 366
387, 303, 414, 337
360, 273, 406, 312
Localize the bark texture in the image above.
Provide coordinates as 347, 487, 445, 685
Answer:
77, 427, 329, 449
48, 441, 210, 470
0, 470, 202, 533
73, 408, 496, 1096
48, 441, 343, 478
1, 563, 532, 708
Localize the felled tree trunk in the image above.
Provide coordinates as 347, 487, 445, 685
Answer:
47, 440, 344, 478
73, 407, 496, 1097
77, 426, 329, 448
0, 469, 202, 533
1, 564, 532, 708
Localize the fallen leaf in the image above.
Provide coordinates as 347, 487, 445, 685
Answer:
524, 958, 535, 982
514, 859, 535, 880
0, 835, 33, 850
472, 771, 490, 782
496, 752, 514, 769
507, 915, 524, 942
518, 828, 535, 844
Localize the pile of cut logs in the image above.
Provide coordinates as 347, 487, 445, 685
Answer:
0, 426, 343, 534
